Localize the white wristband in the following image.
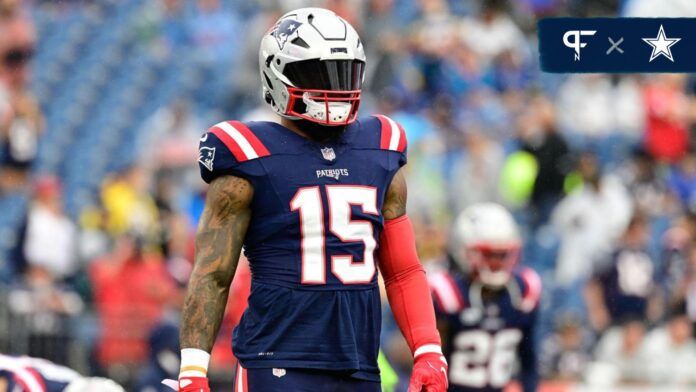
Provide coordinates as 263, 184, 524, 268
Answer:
180, 348, 210, 378
413, 344, 443, 358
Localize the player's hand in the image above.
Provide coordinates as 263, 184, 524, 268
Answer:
407, 353, 448, 392
161, 377, 210, 392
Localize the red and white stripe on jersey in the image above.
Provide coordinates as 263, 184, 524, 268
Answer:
428, 271, 466, 314
235, 363, 248, 392
209, 120, 270, 162
519, 267, 542, 312
0, 356, 46, 392
375, 115, 407, 153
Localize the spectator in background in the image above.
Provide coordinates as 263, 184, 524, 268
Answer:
189, 0, 239, 63
0, 11, 42, 193
540, 315, 593, 382
410, 0, 460, 99
7, 264, 83, 364
641, 302, 696, 385
22, 176, 77, 280
668, 152, 696, 211
556, 75, 614, 148
449, 126, 505, 213
137, 0, 190, 60
660, 213, 696, 300
459, 0, 529, 65
134, 323, 180, 392
620, 147, 672, 219
361, 0, 404, 95
671, 242, 696, 323
90, 233, 179, 378
491, 48, 531, 92
552, 152, 633, 287
159, 0, 189, 52
101, 165, 160, 240
585, 213, 660, 332
643, 74, 691, 163
144, 99, 201, 173
586, 318, 649, 385
519, 92, 571, 227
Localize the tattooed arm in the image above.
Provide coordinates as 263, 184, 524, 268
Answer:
382, 169, 407, 220
180, 175, 253, 352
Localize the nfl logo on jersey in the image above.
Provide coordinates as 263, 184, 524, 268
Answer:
321, 147, 336, 161
272, 368, 286, 378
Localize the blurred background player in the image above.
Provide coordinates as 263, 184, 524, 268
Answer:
0, 353, 124, 392
167, 7, 447, 392
430, 203, 540, 392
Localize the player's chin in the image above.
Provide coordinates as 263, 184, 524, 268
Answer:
294, 118, 347, 141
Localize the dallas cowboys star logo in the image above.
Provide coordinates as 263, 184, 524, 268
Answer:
642, 25, 681, 62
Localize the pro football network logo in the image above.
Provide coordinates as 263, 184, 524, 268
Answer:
198, 147, 215, 171
563, 30, 596, 61
321, 147, 336, 161
273, 18, 303, 49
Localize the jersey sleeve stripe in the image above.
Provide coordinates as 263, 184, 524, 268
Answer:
396, 122, 407, 152
13, 368, 46, 392
375, 115, 406, 153
520, 268, 542, 310
211, 121, 270, 162
444, 273, 466, 309
376, 115, 393, 150
230, 121, 271, 157
428, 272, 464, 314
210, 125, 248, 162
386, 116, 401, 151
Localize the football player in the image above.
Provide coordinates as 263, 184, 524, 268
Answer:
164, 8, 447, 392
0, 354, 124, 392
429, 203, 540, 392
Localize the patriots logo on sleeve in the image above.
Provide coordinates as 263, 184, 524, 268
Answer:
198, 146, 215, 171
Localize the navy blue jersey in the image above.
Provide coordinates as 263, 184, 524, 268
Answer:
197, 116, 407, 381
429, 269, 541, 392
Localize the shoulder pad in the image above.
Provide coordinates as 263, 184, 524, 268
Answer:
428, 271, 466, 315
516, 267, 542, 312
374, 114, 407, 153
208, 120, 270, 162
198, 120, 270, 184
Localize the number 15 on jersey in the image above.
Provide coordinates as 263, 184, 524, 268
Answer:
291, 185, 378, 285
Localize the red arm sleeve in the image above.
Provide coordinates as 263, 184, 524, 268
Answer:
378, 214, 442, 358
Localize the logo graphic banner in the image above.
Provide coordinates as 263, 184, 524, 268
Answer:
539, 18, 696, 73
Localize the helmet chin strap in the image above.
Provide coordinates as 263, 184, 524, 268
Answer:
302, 92, 352, 124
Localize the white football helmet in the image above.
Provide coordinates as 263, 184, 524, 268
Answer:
453, 203, 521, 287
259, 8, 366, 125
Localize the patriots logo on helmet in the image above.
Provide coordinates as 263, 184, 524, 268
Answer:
273, 19, 303, 49
198, 146, 215, 171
